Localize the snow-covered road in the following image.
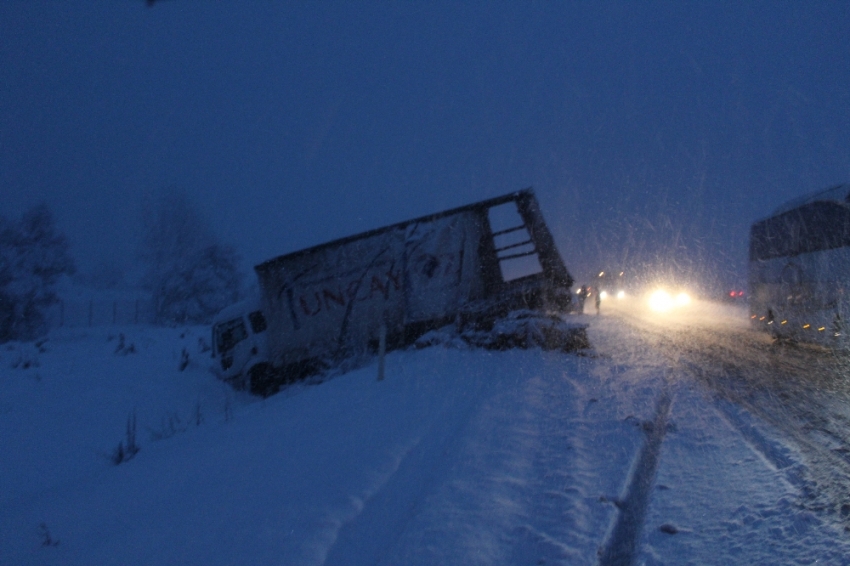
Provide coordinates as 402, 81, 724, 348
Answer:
608, 298, 850, 533
2, 302, 849, 564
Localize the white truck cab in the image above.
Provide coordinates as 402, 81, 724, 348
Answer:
211, 298, 269, 389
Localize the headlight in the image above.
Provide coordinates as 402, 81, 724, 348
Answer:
600, 290, 608, 300
649, 290, 674, 312
648, 289, 691, 312
617, 290, 626, 299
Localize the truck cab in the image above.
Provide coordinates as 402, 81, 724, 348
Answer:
211, 299, 269, 390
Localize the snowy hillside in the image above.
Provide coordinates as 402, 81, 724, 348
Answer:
2, 306, 849, 565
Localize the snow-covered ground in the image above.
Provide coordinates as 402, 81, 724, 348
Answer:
2, 303, 848, 565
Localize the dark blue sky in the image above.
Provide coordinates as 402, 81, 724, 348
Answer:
2, 1, 848, 290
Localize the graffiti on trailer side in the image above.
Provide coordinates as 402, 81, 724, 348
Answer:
284, 250, 463, 328
296, 262, 402, 317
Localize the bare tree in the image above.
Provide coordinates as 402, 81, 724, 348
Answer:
139, 191, 242, 325
0, 204, 75, 342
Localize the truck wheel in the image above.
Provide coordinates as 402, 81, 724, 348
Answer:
249, 363, 276, 397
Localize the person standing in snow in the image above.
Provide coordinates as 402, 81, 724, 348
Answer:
576, 285, 589, 314
594, 286, 601, 315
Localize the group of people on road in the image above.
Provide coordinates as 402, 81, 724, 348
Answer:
575, 285, 601, 315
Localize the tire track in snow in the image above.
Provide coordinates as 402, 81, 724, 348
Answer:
322, 361, 495, 566
597, 387, 672, 566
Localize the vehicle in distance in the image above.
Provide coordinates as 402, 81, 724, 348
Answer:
749, 183, 850, 346
596, 270, 628, 300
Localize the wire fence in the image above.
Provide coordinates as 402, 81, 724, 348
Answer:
48, 299, 157, 328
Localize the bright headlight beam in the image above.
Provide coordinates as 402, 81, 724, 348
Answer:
648, 289, 691, 312
648, 290, 674, 312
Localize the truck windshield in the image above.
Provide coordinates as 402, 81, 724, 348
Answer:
214, 318, 248, 354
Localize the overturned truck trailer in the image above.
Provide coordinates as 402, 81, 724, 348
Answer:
218, 189, 574, 394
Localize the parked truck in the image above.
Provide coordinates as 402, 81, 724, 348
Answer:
211, 188, 574, 395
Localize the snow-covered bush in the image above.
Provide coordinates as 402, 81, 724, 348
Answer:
0, 204, 75, 342
7, 340, 46, 370
112, 411, 140, 465
415, 310, 591, 353
38, 523, 59, 547
147, 401, 204, 441
112, 333, 136, 355
147, 411, 188, 441
139, 192, 242, 325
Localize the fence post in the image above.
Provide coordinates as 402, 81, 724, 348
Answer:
377, 320, 387, 381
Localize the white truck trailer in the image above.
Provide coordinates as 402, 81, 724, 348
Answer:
212, 188, 575, 395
